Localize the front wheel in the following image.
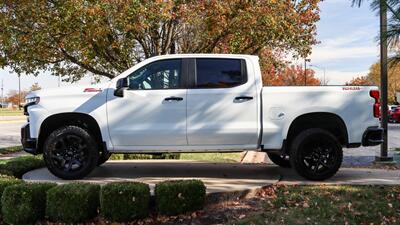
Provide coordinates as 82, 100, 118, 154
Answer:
289, 128, 342, 181
43, 126, 99, 180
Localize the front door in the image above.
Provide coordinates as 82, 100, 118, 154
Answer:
187, 58, 259, 149
107, 59, 187, 150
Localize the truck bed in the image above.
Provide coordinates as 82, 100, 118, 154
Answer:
261, 86, 379, 149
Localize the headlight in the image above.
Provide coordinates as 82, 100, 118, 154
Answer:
25, 97, 40, 105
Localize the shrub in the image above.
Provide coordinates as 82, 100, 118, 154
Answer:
109, 154, 124, 160
155, 180, 206, 216
0, 156, 45, 178
0, 175, 23, 214
100, 182, 150, 222
46, 183, 100, 223
123, 154, 152, 160
1, 183, 56, 225
153, 153, 181, 160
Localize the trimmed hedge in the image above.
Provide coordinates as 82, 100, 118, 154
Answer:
100, 182, 150, 222
155, 180, 206, 216
0, 175, 23, 214
0, 156, 45, 178
1, 183, 56, 225
46, 183, 100, 223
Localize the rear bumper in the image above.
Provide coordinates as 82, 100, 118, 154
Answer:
362, 126, 383, 146
21, 123, 39, 155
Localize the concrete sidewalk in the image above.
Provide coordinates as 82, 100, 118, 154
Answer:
23, 160, 400, 193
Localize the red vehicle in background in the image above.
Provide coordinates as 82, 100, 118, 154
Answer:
389, 106, 400, 123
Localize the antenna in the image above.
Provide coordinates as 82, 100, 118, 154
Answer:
1, 79, 3, 108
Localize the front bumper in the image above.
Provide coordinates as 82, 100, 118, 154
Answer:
362, 127, 384, 146
21, 123, 39, 155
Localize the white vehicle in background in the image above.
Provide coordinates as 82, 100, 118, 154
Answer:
22, 54, 383, 181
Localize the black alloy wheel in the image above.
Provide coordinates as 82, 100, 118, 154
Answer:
43, 126, 99, 180
290, 128, 342, 181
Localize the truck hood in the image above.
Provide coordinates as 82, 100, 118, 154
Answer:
27, 83, 110, 99
27, 82, 111, 114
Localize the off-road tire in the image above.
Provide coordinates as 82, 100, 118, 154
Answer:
267, 152, 291, 168
289, 128, 342, 181
43, 125, 99, 180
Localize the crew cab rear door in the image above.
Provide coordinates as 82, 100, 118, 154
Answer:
107, 58, 188, 149
186, 57, 259, 149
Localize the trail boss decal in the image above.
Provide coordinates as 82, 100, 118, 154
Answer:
343, 87, 361, 91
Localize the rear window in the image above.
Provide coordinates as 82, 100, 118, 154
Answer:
195, 59, 246, 88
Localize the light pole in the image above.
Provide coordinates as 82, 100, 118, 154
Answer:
309, 64, 327, 85
18, 74, 21, 110
304, 58, 311, 86
376, 0, 392, 162
1, 79, 3, 108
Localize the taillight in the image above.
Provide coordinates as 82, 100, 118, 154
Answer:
369, 90, 380, 118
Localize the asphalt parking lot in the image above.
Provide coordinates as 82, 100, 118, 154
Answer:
343, 123, 400, 166
0, 116, 26, 148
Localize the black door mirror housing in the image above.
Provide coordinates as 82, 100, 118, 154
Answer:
114, 78, 128, 97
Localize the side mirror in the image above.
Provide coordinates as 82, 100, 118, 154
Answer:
114, 78, 128, 97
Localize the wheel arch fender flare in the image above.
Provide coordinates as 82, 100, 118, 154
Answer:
284, 112, 349, 148
38, 112, 104, 154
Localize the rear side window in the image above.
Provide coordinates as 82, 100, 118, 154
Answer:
195, 59, 246, 88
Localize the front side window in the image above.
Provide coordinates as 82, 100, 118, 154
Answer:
196, 59, 246, 88
128, 59, 182, 90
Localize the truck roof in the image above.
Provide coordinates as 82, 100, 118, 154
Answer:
148, 53, 259, 60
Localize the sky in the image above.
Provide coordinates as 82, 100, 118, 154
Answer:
307, 0, 380, 84
0, 0, 381, 95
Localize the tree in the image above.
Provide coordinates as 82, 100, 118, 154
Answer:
352, 0, 400, 64
265, 65, 321, 86
6, 83, 41, 107
6, 90, 27, 107
0, 0, 320, 83
345, 75, 373, 86
30, 82, 41, 91
345, 63, 400, 103
351, 0, 399, 159
366, 62, 400, 103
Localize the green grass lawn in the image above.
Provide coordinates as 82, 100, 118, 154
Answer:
0, 108, 23, 116
0, 146, 23, 156
179, 152, 243, 163
235, 185, 400, 225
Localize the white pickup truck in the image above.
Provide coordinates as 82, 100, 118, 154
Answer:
22, 54, 383, 181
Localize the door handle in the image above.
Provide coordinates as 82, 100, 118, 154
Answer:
164, 96, 183, 102
234, 96, 253, 102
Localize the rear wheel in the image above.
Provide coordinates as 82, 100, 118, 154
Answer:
267, 152, 291, 168
43, 126, 99, 180
289, 128, 342, 181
